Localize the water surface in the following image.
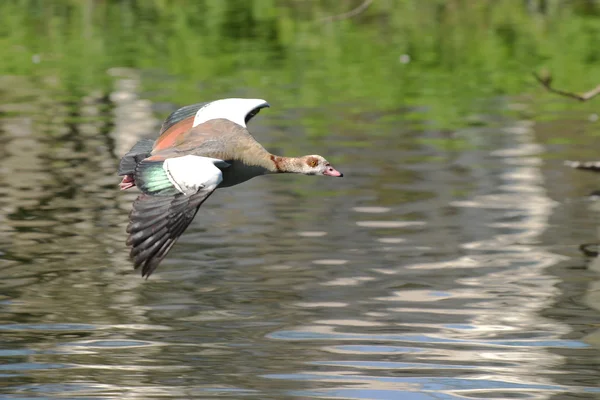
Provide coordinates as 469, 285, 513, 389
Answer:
1, 72, 600, 399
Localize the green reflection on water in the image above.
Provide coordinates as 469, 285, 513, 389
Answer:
3, 0, 600, 134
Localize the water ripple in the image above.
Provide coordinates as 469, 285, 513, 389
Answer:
269, 329, 588, 348
1, 74, 600, 399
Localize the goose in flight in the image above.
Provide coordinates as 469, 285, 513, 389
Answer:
118, 98, 343, 278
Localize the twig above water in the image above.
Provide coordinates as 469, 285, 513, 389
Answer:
533, 70, 600, 102
565, 160, 600, 172
320, 0, 374, 23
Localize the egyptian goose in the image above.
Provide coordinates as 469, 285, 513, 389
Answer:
118, 98, 343, 278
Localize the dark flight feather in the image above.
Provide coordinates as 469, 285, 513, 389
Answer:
127, 189, 216, 278
159, 102, 209, 135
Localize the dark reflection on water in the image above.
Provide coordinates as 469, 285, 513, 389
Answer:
2, 73, 600, 400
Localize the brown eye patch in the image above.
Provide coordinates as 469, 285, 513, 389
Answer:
306, 157, 318, 168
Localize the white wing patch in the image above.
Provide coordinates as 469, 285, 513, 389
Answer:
163, 155, 230, 195
192, 98, 269, 128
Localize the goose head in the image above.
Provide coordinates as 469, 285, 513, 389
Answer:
193, 98, 270, 128
298, 155, 343, 177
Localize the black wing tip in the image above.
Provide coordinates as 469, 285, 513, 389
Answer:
125, 194, 194, 279
135, 258, 155, 279
127, 223, 170, 279
132, 260, 154, 279
245, 102, 270, 124
132, 239, 177, 279
130, 246, 159, 278
126, 194, 171, 279
124, 190, 215, 279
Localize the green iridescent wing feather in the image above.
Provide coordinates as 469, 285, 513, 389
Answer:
134, 160, 180, 196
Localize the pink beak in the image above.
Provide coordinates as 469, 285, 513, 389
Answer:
323, 166, 343, 177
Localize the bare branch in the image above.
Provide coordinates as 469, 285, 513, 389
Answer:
533, 71, 600, 102
320, 0, 374, 23
580, 243, 599, 258
565, 160, 600, 172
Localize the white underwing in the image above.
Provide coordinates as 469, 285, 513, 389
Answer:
192, 98, 268, 128
163, 155, 229, 195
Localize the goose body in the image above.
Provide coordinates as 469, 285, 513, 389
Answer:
118, 98, 343, 278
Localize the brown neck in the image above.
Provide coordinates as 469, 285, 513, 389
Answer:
267, 154, 304, 174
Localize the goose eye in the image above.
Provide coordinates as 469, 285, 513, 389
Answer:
307, 158, 318, 168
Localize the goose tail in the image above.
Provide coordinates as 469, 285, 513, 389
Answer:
118, 139, 155, 190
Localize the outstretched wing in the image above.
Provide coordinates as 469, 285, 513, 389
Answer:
126, 189, 215, 278
126, 155, 229, 278
153, 99, 269, 152
565, 160, 600, 173
154, 103, 209, 152
159, 102, 209, 135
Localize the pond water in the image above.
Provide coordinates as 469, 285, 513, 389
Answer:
1, 71, 600, 400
